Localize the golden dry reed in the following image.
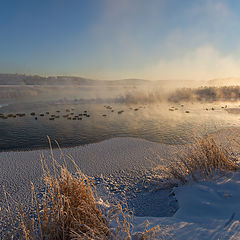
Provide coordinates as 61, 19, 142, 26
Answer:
168, 136, 239, 184
2, 138, 163, 240
2, 135, 239, 239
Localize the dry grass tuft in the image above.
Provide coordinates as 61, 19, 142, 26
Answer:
2, 143, 163, 240
8, 135, 239, 239
19, 155, 112, 240
132, 220, 168, 240
40, 165, 110, 239
168, 136, 239, 184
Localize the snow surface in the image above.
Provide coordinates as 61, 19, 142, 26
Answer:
1, 129, 240, 239
0, 137, 179, 213
133, 171, 240, 239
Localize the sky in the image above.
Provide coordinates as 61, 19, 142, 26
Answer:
1, 0, 240, 80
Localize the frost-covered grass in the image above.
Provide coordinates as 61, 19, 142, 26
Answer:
1, 135, 240, 239
167, 136, 239, 184
132, 136, 240, 240
1, 144, 163, 240
3, 157, 111, 239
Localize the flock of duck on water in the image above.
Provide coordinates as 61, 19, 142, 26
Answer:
0, 105, 143, 121
0, 104, 229, 121
0, 108, 89, 120
168, 104, 229, 113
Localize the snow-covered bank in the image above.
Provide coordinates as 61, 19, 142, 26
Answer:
133, 171, 240, 240
0, 137, 179, 211
1, 128, 240, 238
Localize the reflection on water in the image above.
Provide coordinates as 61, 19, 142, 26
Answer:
0, 101, 240, 151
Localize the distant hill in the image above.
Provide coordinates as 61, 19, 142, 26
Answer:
0, 73, 206, 87
0, 74, 96, 85
0, 74, 151, 86
0, 74, 28, 85
4, 74, 240, 87
107, 78, 150, 85
207, 77, 240, 86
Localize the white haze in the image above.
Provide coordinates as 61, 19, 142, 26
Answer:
2, 73, 240, 105
137, 45, 240, 81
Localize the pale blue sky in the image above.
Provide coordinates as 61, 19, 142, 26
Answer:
1, 0, 240, 80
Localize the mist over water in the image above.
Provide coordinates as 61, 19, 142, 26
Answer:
62, 85, 240, 105
0, 99, 240, 151
1, 77, 240, 151
3, 74, 240, 105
